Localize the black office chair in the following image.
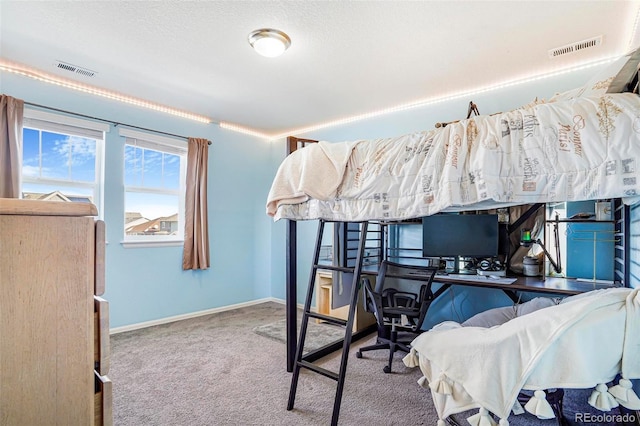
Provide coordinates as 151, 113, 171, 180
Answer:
356, 260, 438, 373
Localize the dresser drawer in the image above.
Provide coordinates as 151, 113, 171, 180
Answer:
94, 295, 110, 375
95, 372, 113, 426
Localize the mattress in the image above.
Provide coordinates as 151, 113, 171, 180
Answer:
267, 92, 640, 221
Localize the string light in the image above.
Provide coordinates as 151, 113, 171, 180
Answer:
0, 59, 212, 123
3, 7, 639, 142
269, 57, 618, 140
219, 122, 272, 139
0, 56, 624, 139
628, 3, 640, 51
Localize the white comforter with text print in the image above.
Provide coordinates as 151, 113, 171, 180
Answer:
266, 93, 640, 221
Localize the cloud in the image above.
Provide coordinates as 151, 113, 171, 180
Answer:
21, 165, 40, 177
40, 134, 96, 173
124, 146, 182, 188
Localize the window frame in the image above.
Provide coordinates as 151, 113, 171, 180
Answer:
120, 128, 187, 248
21, 109, 107, 218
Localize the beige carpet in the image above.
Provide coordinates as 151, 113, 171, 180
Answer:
109, 301, 622, 426
109, 302, 434, 425
253, 318, 345, 353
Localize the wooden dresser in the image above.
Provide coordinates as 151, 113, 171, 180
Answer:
0, 198, 112, 426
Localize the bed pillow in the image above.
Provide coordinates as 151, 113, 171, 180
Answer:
461, 297, 557, 328
461, 305, 516, 327
514, 296, 557, 316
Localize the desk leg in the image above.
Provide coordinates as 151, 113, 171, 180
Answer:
501, 289, 519, 303
432, 284, 451, 300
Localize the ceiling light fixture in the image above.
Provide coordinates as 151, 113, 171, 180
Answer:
248, 28, 291, 58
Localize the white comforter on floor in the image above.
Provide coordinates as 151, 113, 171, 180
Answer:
403, 288, 640, 423
267, 93, 640, 221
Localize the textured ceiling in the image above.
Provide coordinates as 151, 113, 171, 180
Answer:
1, 1, 639, 137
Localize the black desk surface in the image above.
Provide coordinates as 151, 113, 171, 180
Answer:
432, 274, 617, 296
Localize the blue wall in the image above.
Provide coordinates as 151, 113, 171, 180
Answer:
2, 73, 273, 328
3, 61, 625, 329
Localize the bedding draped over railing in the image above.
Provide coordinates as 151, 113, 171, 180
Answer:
0, 95, 24, 198
267, 93, 640, 222
182, 137, 211, 271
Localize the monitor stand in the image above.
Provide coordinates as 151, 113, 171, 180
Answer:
459, 256, 478, 275
444, 258, 458, 274
445, 257, 477, 275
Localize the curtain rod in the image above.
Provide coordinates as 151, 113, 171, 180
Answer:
24, 102, 212, 145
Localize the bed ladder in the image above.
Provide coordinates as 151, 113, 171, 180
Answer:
287, 219, 370, 426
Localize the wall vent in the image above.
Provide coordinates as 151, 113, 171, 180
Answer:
53, 60, 97, 78
548, 36, 602, 58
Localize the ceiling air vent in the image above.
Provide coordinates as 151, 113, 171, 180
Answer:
53, 60, 97, 78
548, 35, 603, 58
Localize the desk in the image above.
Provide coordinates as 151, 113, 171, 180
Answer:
315, 270, 376, 332
432, 274, 617, 302
299, 270, 618, 365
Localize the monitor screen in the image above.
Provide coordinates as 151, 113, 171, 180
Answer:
422, 214, 499, 258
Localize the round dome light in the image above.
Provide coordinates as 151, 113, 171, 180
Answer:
248, 28, 291, 58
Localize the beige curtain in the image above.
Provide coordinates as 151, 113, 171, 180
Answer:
0, 95, 24, 198
182, 137, 211, 270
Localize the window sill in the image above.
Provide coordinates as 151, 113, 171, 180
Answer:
120, 240, 184, 249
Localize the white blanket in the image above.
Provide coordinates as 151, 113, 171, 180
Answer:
267, 93, 640, 221
404, 288, 640, 423
266, 140, 359, 216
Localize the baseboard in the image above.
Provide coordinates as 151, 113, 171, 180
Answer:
266, 297, 310, 312
110, 297, 283, 334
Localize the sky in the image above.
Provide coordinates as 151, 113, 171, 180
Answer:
23, 127, 96, 181
22, 128, 181, 220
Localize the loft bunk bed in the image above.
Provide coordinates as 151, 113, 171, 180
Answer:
267, 47, 640, 425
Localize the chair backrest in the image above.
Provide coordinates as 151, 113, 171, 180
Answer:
370, 260, 438, 329
381, 288, 418, 309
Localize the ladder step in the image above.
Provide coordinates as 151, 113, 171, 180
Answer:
297, 360, 339, 381
314, 264, 354, 273
306, 312, 348, 326
288, 220, 371, 426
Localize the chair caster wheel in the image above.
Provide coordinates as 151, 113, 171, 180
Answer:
383, 366, 391, 374
355, 351, 362, 358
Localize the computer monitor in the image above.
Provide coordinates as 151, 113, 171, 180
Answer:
422, 213, 499, 260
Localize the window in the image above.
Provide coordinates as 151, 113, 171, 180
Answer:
121, 128, 186, 246
21, 110, 106, 215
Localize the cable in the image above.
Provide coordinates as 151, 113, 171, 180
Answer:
449, 287, 463, 322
